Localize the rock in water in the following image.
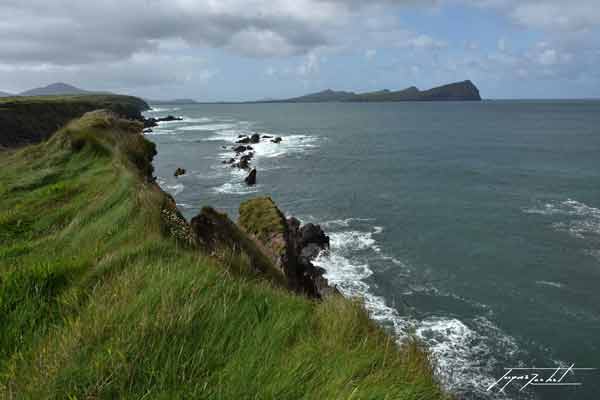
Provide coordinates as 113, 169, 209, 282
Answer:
250, 133, 261, 143
238, 197, 338, 298
245, 168, 257, 185
174, 167, 186, 177
300, 223, 330, 248
233, 145, 248, 153
271, 136, 282, 144
236, 137, 251, 144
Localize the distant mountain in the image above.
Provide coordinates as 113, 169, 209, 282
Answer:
0, 91, 13, 97
262, 80, 481, 103
19, 83, 91, 97
147, 98, 198, 105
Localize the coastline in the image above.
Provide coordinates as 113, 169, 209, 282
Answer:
0, 97, 448, 399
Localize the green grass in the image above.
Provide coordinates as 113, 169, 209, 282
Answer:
0, 112, 447, 399
239, 197, 286, 243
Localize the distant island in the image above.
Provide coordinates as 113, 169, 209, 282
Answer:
257, 80, 481, 103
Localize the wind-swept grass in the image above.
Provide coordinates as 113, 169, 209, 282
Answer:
0, 111, 447, 399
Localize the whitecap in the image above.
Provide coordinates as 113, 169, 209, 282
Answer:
524, 198, 600, 241
212, 182, 258, 195
535, 280, 564, 289
313, 217, 520, 397
145, 107, 180, 113
178, 123, 236, 132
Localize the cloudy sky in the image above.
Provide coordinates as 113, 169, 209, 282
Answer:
1, 0, 599, 100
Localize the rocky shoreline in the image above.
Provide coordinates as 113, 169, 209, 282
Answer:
146, 113, 336, 299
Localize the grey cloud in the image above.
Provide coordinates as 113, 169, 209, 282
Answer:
0, 0, 336, 65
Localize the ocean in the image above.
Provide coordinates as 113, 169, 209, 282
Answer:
144, 101, 600, 399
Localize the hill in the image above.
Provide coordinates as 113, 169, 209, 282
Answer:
0, 91, 12, 98
0, 101, 447, 399
18, 82, 92, 97
267, 80, 481, 102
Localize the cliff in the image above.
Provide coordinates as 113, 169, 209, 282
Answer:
0, 105, 448, 399
0, 94, 149, 148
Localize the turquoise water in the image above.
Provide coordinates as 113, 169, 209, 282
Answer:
145, 101, 600, 399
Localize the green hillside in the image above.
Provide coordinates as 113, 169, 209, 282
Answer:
0, 108, 447, 399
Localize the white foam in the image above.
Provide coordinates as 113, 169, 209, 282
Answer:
249, 134, 319, 159
156, 177, 185, 196
146, 107, 180, 113
312, 218, 520, 397
177, 123, 236, 131
524, 199, 600, 245
535, 280, 564, 289
212, 182, 258, 195
144, 128, 177, 135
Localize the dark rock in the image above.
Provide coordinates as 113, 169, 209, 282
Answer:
262, 135, 273, 139
238, 134, 247, 138
222, 158, 235, 164
300, 223, 330, 248
233, 158, 250, 170
250, 133, 260, 143
233, 145, 248, 153
157, 115, 183, 122
240, 153, 253, 163
174, 167, 186, 177
244, 168, 257, 185
271, 137, 282, 144
143, 128, 153, 133
299, 243, 322, 265
246, 145, 253, 150
144, 118, 158, 128
236, 137, 251, 144
238, 198, 338, 299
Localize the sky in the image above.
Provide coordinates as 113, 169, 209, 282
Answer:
0, 0, 599, 101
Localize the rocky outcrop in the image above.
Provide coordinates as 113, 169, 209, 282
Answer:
174, 167, 186, 177
238, 197, 338, 298
143, 115, 183, 128
244, 168, 257, 185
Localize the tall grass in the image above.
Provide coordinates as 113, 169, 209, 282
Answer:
0, 112, 447, 399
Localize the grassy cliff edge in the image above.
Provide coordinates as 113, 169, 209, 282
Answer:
0, 108, 447, 399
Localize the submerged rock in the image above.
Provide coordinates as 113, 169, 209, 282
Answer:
271, 137, 282, 144
222, 158, 235, 164
245, 168, 257, 186
174, 167, 186, 177
233, 145, 248, 153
